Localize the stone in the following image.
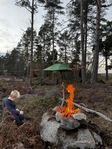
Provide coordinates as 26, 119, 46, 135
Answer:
60, 117, 80, 130
40, 112, 103, 149
55, 112, 63, 122
40, 112, 60, 143
76, 129, 96, 148
55, 111, 80, 130
72, 113, 87, 121
58, 128, 103, 149
91, 131, 102, 145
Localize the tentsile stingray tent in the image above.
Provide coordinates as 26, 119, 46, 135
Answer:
44, 63, 71, 71
44, 63, 72, 84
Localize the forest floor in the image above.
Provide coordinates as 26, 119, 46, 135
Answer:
0, 77, 112, 149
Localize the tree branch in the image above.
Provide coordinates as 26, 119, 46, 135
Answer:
59, 98, 112, 122
74, 102, 112, 122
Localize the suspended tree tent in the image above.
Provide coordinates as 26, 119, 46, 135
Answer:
44, 63, 71, 71
44, 63, 72, 84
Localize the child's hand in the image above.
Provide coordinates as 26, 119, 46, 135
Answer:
20, 110, 24, 115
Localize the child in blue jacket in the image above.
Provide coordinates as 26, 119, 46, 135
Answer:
2, 90, 24, 126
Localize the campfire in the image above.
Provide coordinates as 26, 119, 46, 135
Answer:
40, 84, 112, 149
55, 84, 80, 118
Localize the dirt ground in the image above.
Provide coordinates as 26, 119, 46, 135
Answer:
0, 78, 112, 149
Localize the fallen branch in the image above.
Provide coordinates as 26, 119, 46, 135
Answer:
59, 98, 112, 122
74, 102, 112, 122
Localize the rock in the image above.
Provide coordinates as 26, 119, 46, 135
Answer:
58, 128, 96, 149
55, 112, 63, 122
58, 128, 103, 149
72, 112, 87, 121
91, 131, 102, 145
40, 112, 60, 143
40, 112, 103, 149
76, 129, 96, 148
55, 111, 80, 130
60, 117, 80, 130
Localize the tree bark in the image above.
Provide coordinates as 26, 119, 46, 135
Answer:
65, 45, 67, 63
80, 0, 86, 83
52, 8, 55, 64
105, 54, 108, 80
91, 0, 101, 83
30, 0, 34, 85
84, 0, 88, 71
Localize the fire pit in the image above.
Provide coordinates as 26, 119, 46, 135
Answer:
40, 84, 103, 149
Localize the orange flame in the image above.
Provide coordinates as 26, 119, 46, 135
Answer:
55, 84, 80, 118
64, 84, 75, 115
63, 84, 80, 118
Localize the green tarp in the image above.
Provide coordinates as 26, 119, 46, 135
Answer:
44, 63, 71, 71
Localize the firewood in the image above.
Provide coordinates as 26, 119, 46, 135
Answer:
59, 97, 112, 122
74, 103, 112, 122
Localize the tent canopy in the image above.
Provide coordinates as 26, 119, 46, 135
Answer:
44, 63, 71, 71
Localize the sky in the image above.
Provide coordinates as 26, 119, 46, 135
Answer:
0, 0, 112, 54
0, 0, 45, 53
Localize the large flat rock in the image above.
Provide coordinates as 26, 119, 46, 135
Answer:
40, 112, 60, 143
40, 112, 103, 149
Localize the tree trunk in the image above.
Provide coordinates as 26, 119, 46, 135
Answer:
105, 54, 108, 80
84, 0, 88, 71
30, 0, 34, 85
91, 0, 101, 83
80, 0, 86, 83
65, 45, 67, 63
52, 8, 55, 64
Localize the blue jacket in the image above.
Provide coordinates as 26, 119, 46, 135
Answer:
2, 97, 24, 125
3, 97, 20, 115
